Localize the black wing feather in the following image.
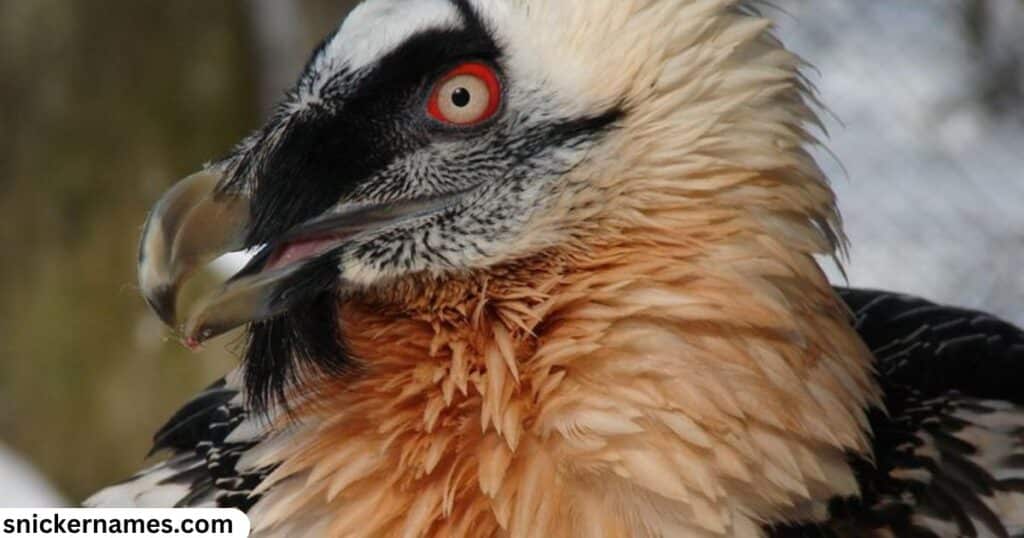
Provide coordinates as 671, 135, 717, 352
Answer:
773, 288, 1024, 537
150, 383, 237, 456
126, 376, 273, 510
842, 288, 1024, 403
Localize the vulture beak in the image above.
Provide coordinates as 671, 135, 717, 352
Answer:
138, 167, 464, 348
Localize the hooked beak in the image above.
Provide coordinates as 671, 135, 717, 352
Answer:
138, 167, 464, 348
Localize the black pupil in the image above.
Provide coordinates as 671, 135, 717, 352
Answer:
451, 87, 472, 108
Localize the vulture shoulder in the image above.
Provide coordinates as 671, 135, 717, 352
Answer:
776, 288, 1024, 538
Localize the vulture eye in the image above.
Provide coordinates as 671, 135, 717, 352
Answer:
427, 62, 501, 126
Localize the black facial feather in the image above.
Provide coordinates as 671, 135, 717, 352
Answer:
545, 108, 626, 147
223, 6, 504, 414
242, 256, 350, 415
237, 27, 500, 248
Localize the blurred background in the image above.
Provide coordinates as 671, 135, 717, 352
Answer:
0, 0, 1020, 505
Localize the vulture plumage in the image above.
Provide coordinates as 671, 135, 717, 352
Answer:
88, 1, 1024, 536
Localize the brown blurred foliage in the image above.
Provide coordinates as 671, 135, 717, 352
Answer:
0, 0, 351, 503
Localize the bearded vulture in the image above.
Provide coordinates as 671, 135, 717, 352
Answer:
88, 0, 1024, 536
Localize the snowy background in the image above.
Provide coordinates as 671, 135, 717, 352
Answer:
776, 0, 1024, 324
0, 444, 65, 507
0, 0, 1020, 507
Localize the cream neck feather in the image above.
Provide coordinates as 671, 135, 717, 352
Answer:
243, 229, 879, 537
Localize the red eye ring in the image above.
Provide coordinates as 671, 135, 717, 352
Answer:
427, 62, 502, 126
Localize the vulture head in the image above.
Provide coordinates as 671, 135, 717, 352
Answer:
141, 0, 632, 408
139, 2, 877, 531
